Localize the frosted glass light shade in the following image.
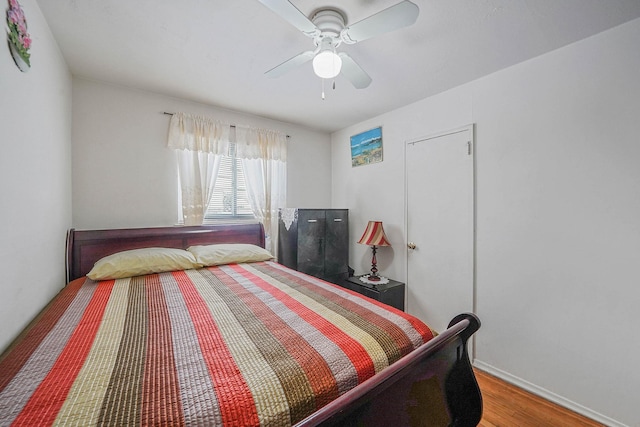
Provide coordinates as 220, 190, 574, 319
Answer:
312, 51, 342, 79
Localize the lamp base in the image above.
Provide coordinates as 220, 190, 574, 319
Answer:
366, 275, 382, 282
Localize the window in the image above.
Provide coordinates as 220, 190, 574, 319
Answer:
205, 143, 254, 219
169, 113, 286, 251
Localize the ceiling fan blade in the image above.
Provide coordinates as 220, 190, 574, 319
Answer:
341, 1, 419, 44
257, 0, 318, 36
265, 51, 315, 78
338, 53, 372, 89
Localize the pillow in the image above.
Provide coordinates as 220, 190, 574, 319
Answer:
87, 247, 201, 280
187, 243, 273, 266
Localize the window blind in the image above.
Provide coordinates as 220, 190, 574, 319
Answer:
205, 148, 253, 219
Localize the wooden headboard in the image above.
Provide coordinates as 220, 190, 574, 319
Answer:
66, 223, 265, 282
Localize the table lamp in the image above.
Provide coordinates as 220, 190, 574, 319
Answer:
357, 221, 391, 281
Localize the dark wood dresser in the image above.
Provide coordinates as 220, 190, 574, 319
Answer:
277, 208, 349, 284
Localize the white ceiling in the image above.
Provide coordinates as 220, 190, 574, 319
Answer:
36, 0, 640, 133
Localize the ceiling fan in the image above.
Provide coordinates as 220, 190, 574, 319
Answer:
258, 0, 420, 89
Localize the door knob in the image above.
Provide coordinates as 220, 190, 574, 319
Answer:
407, 242, 417, 250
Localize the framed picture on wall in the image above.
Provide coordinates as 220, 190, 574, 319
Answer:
6, 0, 32, 72
351, 126, 383, 167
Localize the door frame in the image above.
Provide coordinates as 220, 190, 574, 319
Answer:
403, 123, 477, 356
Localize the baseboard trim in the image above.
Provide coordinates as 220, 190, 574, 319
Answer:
473, 360, 625, 427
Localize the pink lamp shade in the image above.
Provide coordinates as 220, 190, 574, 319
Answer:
357, 221, 391, 282
357, 221, 391, 247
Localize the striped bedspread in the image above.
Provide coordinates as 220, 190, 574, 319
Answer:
0, 261, 433, 426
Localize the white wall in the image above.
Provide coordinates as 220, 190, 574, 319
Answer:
332, 87, 474, 280
331, 18, 640, 427
72, 78, 332, 229
0, 0, 72, 351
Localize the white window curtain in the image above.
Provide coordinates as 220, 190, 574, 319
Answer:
168, 113, 287, 255
176, 151, 222, 225
168, 113, 230, 225
237, 126, 287, 256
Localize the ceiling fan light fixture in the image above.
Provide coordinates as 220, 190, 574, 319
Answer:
312, 50, 342, 79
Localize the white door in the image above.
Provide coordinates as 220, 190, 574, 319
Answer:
405, 125, 475, 334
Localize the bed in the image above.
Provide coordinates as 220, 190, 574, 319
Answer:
0, 223, 481, 426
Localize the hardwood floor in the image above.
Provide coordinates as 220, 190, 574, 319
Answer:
475, 369, 604, 427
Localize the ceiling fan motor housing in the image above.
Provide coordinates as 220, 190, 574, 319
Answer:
311, 9, 346, 48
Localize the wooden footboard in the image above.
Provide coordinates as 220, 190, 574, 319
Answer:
297, 313, 482, 427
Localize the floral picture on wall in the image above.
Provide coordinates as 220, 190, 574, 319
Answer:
351, 126, 383, 167
6, 0, 31, 72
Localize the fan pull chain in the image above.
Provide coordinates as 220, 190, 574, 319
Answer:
321, 79, 338, 100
